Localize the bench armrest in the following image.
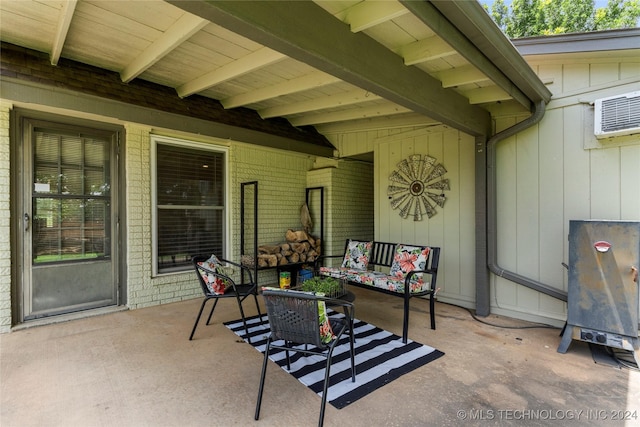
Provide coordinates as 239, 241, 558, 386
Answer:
405, 269, 438, 296
314, 254, 344, 270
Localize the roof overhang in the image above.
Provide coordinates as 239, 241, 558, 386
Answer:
513, 27, 640, 55
1, 0, 554, 145
427, 0, 552, 105
169, 0, 552, 137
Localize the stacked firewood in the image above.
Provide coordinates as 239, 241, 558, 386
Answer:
255, 229, 321, 267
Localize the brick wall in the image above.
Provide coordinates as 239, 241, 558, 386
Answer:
0, 103, 11, 332
124, 125, 202, 309
121, 131, 317, 307
231, 144, 316, 286
308, 160, 374, 265
0, 102, 376, 329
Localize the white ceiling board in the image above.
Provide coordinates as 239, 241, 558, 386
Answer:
85, 0, 183, 32
0, 1, 60, 52
0, 0, 549, 141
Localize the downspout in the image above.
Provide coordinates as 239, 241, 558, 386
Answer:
486, 100, 568, 302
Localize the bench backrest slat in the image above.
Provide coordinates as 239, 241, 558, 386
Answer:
370, 241, 397, 268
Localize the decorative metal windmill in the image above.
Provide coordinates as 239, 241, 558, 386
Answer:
387, 154, 450, 220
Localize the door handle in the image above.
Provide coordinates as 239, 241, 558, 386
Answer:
24, 213, 29, 231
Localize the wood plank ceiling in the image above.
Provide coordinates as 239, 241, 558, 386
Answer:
0, 0, 547, 143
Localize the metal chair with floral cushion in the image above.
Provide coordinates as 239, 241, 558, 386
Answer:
255, 287, 356, 427
190, 254, 262, 342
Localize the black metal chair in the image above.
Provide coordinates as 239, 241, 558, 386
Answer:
190, 254, 262, 343
255, 288, 356, 427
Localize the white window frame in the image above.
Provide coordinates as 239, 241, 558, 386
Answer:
150, 135, 230, 276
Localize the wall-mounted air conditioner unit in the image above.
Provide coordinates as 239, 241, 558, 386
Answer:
594, 91, 640, 139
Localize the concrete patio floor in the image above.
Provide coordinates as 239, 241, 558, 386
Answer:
2, 287, 639, 427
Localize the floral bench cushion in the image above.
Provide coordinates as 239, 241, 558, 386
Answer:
319, 244, 431, 294
390, 244, 430, 281
318, 267, 430, 293
341, 240, 372, 269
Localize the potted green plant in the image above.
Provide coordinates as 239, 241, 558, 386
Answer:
299, 276, 345, 298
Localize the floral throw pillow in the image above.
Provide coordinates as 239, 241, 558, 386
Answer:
389, 245, 430, 280
316, 297, 334, 344
197, 254, 231, 295
341, 240, 373, 270
262, 287, 335, 344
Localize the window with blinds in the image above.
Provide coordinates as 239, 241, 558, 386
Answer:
154, 140, 225, 274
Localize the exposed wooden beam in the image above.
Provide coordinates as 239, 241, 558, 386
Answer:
259, 89, 381, 118
0, 74, 335, 157
168, 0, 491, 136
51, 0, 77, 65
176, 47, 286, 98
344, 1, 409, 33
221, 70, 340, 109
121, 13, 208, 83
399, 35, 456, 66
401, 0, 532, 110
288, 102, 411, 127
467, 86, 511, 104
314, 113, 439, 134
439, 65, 489, 88
424, 0, 551, 104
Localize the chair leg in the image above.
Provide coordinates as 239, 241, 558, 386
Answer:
402, 294, 410, 344
282, 348, 291, 371
349, 327, 356, 383
253, 293, 263, 322
205, 298, 219, 325
189, 298, 209, 340
429, 292, 436, 330
318, 349, 337, 427
255, 338, 272, 420
235, 297, 253, 344
342, 306, 356, 343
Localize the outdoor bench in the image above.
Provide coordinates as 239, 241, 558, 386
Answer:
314, 239, 440, 343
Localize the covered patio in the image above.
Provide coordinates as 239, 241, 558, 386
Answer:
2, 288, 638, 426
1, 1, 639, 424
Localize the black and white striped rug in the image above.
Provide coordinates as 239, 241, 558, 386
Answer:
224, 313, 444, 409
